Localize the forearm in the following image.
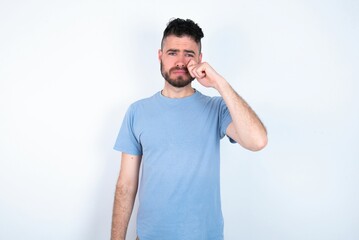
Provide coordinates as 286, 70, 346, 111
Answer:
111, 183, 137, 240
216, 78, 267, 150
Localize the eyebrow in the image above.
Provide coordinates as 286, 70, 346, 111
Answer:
166, 49, 196, 55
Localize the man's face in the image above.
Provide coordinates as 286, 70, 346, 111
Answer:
159, 35, 202, 88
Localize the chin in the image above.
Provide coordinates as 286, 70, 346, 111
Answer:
167, 78, 193, 88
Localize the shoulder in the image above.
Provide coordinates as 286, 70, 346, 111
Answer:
196, 91, 224, 106
128, 92, 159, 110
124, 92, 160, 118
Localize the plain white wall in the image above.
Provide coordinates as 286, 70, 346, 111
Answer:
1, 0, 358, 239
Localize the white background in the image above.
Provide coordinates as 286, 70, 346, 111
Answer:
1, 0, 358, 239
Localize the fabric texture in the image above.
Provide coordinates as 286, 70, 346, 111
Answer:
114, 90, 234, 240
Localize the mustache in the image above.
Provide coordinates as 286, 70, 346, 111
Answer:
170, 66, 189, 73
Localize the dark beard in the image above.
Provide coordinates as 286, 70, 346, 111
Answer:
160, 62, 195, 88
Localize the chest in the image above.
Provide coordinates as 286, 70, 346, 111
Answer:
133, 104, 220, 153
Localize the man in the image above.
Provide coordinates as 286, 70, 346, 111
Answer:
111, 18, 267, 240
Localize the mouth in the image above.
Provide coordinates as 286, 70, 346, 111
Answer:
172, 70, 187, 75
171, 68, 189, 75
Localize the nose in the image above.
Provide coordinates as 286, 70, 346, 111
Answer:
175, 55, 186, 68
176, 62, 185, 68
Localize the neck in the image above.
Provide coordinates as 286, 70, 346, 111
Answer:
161, 83, 195, 98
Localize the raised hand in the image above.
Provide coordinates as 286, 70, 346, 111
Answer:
187, 59, 225, 90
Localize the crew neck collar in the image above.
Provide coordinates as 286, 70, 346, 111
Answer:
160, 88, 197, 99
157, 89, 200, 103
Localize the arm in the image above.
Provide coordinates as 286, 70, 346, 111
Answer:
111, 153, 142, 240
217, 81, 267, 151
187, 60, 267, 151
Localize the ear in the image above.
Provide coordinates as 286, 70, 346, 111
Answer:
158, 49, 163, 62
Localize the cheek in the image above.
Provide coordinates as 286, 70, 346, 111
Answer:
162, 59, 174, 69
161, 61, 170, 73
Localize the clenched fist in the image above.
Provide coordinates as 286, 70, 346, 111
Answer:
187, 59, 226, 90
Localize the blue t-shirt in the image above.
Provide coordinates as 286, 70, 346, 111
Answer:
114, 90, 234, 240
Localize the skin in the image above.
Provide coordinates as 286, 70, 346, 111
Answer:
111, 153, 141, 240
111, 35, 267, 240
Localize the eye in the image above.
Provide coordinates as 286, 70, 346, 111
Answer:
185, 53, 194, 57
168, 52, 176, 56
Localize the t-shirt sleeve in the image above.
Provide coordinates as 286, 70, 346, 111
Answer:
218, 98, 236, 143
113, 105, 143, 155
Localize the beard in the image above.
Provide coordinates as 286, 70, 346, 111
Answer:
160, 61, 195, 88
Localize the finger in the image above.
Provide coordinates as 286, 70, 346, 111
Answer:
188, 66, 196, 78
194, 71, 206, 80
197, 70, 206, 79
194, 64, 206, 79
187, 60, 197, 78
186, 59, 196, 67
190, 67, 200, 79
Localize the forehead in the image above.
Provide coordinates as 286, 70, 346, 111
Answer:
162, 35, 200, 51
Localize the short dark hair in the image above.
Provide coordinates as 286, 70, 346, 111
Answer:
161, 18, 204, 52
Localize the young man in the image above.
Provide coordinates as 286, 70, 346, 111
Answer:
111, 18, 267, 240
